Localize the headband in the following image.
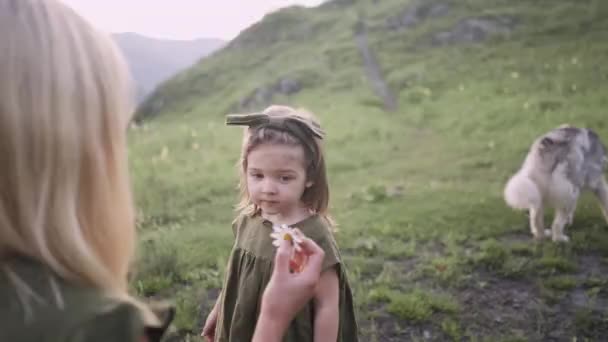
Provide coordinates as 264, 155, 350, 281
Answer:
225, 112, 325, 141
226, 111, 326, 168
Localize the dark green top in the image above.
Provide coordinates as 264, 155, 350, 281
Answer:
215, 214, 359, 342
0, 256, 173, 342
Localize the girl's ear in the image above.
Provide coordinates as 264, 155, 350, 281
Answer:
306, 181, 314, 188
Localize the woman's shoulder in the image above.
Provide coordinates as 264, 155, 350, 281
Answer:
0, 257, 174, 342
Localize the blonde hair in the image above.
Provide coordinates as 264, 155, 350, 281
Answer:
236, 105, 334, 225
0, 0, 137, 301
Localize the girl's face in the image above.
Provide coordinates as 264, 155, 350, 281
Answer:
246, 143, 312, 219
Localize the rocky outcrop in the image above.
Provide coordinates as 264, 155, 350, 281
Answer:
431, 16, 518, 45
386, 2, 451, 30
384, 1, 517, 46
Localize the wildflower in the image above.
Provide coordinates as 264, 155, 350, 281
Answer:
270, 224, 307, 273
160, 146, 169, 161
270, 224, 303, 252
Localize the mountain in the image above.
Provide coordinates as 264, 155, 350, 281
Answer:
112, 32, 225, 101
128, 0, 608, 341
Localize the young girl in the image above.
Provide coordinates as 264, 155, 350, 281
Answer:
202, 105, 359, 342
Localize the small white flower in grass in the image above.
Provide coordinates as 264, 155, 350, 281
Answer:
270, 224, 303, 252
160, 146, 169, 161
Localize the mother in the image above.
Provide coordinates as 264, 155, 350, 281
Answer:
0, 0, 325, 341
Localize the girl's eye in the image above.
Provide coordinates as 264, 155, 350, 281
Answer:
250, 173, 263, 179
280, 176, 293, 182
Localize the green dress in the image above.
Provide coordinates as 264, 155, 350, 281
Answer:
215, 214, 359, 342
0, 256, 174, 342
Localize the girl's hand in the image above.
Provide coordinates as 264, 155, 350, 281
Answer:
200, 306, 218, 341
254, 234, 325, 340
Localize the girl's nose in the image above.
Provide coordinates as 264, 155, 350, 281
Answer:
261, 179, 277, 194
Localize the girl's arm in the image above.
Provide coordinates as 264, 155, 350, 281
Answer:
313, 268, 340, 342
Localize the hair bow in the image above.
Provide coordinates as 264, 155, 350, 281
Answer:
225, 112, 325, 140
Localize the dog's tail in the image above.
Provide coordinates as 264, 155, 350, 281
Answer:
503, 172, 541, 210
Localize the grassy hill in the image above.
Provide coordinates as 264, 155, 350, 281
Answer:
129, 0, 608, 340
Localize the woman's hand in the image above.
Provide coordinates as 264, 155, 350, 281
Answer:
252, 233, 325, 342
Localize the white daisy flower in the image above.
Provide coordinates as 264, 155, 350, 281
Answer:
270, 224, 303, 252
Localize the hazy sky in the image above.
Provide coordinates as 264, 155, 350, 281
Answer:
61, 0, 326, 41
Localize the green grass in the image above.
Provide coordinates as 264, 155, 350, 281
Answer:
369, 286, 458, 322
543, 275, 578, 291
127, 0, 608, 340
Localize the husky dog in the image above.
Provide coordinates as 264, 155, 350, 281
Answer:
503, 124, 608, 242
